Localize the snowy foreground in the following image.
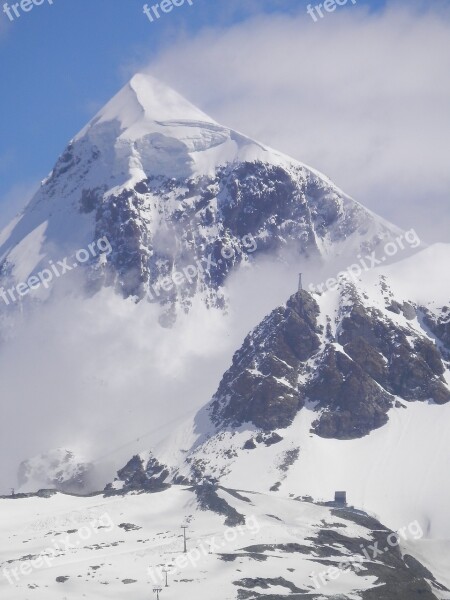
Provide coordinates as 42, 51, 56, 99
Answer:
1, 485, 449, 599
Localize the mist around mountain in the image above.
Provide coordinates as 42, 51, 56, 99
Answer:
0, 72, 406, 494
0, 74, 449, 599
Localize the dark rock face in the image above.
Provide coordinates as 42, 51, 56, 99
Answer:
234, 577, 305, 594
308, 346, 393, 439
91, 162, 318, 304
344, 336, 388, 385
94, 189, 150, 298
209, 286, 450, 440
257, 432, 283, 446
86, 160, 389, 310
210, 290, 321, 431
327, 509, 443, 600
421, 306, 450, 352
195, 483, 246, 527
337, 301, 450, 407
232, 509, 441, 600
105, 454, 170, 494
386, 300, 416, 320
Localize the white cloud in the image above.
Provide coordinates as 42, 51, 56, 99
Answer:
0, 258, 298, 494
142, 1, 450, 243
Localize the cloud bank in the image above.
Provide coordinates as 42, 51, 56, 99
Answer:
142, 1, 450, 243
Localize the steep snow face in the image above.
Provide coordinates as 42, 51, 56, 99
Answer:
122, 244, 450, 538
0, 73, 401, 317
74, 73, 240, 183
77, 73, 218, 138
0, 487, 446, 599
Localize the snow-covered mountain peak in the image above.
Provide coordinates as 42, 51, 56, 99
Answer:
0, 72, 405, 319
128, 72, 217, 125
76, 73, 218, 145
70, 73, 274, 186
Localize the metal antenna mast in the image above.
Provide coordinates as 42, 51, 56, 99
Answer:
181, 525, 188, 553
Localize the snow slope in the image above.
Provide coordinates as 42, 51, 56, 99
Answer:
0, 486, 445, 599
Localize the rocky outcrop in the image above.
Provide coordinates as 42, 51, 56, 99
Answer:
421, 305, 450, 352
105, 453, 170, 495
195, 483, 246, 527
337, 301, 450, 406
210, 290, 321, 430
209, 285, 450, 440
308, 345, 393, 439
88, 159, 394, 310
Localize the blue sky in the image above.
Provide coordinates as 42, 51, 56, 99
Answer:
0, 0, 388, 220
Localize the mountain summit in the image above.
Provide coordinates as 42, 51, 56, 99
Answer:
83, 73, 218, 132
0, 74, 401, 317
